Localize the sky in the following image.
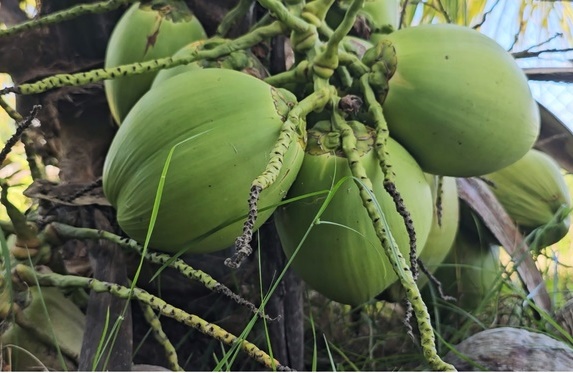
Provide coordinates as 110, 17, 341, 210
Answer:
478, 0, 573, 130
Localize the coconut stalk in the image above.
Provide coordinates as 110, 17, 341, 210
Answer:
12, 264, 292, 371
332, 110, 455, 371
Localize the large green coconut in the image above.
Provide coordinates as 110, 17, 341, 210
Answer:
274, 121, 433, 306
103, 69, 305, 254
378, 24, 540, 176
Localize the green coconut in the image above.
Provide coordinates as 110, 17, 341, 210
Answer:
484, 149, 572, 248
274, 121, 433, 306
104, 0, 206, 124
378, 24, 540, 176
103, 69, 305, 254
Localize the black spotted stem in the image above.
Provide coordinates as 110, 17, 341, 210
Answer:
13, 265, 292, 372
46, 223, 272, 321
137, 300, 182, 371
62, 178, 103, 203
417, 259, 456, 302
0, 0, 136, 39
0, 100, 43, 180
0, 105, 41, 167
216, 0, 255, 37
435, 176, 444, 227
333, 114, 455, 372
313, 0, 364, 79
226, 86, 335, 269
358, 74, 419, 280
0, 22, 286, 97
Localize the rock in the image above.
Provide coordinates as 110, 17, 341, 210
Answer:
444, 327, 573, 371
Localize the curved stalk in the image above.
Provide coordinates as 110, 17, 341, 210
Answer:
0, 0, 136, 39
46, 222, 272, 320
0, 22, 286, 97
138, 300, 182, 371
226, 86, 335, 269
13, 264, 293, 371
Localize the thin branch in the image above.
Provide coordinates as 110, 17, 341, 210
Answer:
0, 0, 134, 38
513, 47, 573, 59
507, 20, 526, 52
472, 0, 501, 29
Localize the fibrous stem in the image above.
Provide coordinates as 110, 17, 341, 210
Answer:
13, 264, 292, 371
0, 0, 136, 39
335, 114, 455, 372
226, 86, 334, 269
47, 223, 271, 320
359, 74, 419, 279
0, 22, 286, 97
138, 300, 182, 371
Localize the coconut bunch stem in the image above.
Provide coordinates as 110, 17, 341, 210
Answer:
312, 0, 364, 79
0, 0, 137, 39
358, 74, 419, 280
13, 264, 292, 371
137, 300, 182, 371
46, 222, 273, 321
0, 22, 286, 97
333, 111, 454, 372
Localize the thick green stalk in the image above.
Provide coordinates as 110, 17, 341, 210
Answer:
13, 265, 292, 371
47, 223, 270, 320
257, 0, 310, 33
334, 115, 455, 372
313, 0, 364, 78
138, 300, 182, 371
338, 51, 369, 77
216, 0, 255, 37
264, 60, 311, 87
0, 22, 286, 97
0, 0, 136, 39
301, 0, 336, 25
